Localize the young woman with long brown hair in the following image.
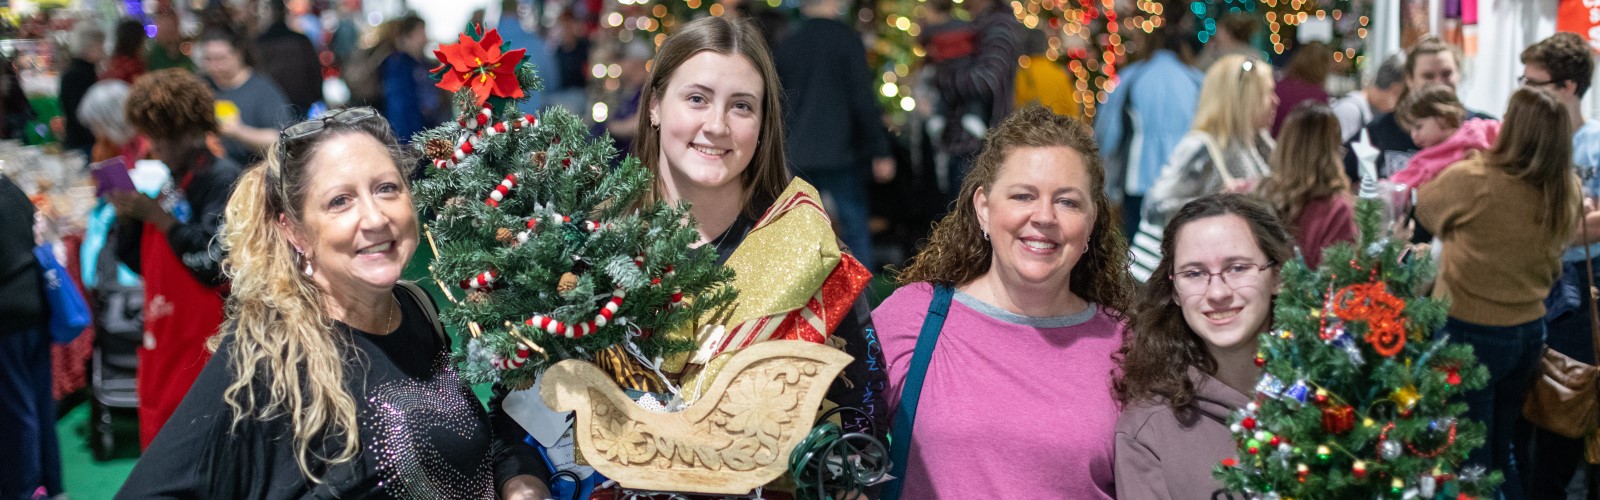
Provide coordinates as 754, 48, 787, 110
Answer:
1254, 102, 1355, 268
1416, 87, 1582, 499
1114, 193, 1295, 500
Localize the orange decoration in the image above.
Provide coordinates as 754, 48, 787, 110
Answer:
1332, 282, 1407, 357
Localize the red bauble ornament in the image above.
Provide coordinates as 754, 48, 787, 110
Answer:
1242, 417, 1257, 430
1352, 460, 1368, 480
1269, 436, 1282, 447
1446, 367, 1462, 385
1248, 446, 1259, 455
1254, 355, 1265, 367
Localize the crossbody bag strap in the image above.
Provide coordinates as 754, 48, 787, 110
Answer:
396, 280, 448, 346
1580, 213, 1600, 366
882, 284, 956, 500
1196, 132, 1237, 185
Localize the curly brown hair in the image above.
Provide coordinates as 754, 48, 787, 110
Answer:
1113, 193, 1294, 408
1521, 32, 1594, 97
125, 68, 217, 142
895, 105, 1133, 316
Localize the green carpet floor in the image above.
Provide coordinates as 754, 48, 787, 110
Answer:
57, 402, 138, 498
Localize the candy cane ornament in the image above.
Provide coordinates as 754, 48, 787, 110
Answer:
460, 269, 497, 290
491, 345, 533, 369
525, 288, 627, 338
485, 173, 518, 207
435, 111, 537, 169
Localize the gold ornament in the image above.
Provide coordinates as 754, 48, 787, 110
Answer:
1391, 384, 1421, 412
558, 272, 579, 293
496, 227, 516, 244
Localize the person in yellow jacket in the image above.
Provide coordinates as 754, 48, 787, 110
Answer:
1014, 29, 1079, 119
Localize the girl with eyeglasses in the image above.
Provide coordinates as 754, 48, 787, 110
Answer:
118, 106, 552, 499
1131, 55, 1278, 281
1113, 193, 1294, 500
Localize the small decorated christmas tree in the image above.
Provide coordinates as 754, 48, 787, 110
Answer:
410, 25, 734, 390
1215, 199, 1501, 498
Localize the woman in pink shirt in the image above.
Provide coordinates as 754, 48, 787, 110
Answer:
1113, 193, 1295, 500
872, 105, 1133, 499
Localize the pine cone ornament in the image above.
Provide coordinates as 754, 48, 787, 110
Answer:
496, 227, 516, 245
467, 290, 490, 304
530, 151, 547, 168
558, 272, 579, 293
424, 138, 454, 162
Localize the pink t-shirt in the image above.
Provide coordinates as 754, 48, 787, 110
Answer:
873, 282, 1122, 499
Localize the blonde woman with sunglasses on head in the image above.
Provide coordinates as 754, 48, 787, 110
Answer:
1131, 55, 1277, 281
117, 108, 551, 499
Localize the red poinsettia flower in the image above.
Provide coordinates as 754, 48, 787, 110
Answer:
432, 29, 527, 105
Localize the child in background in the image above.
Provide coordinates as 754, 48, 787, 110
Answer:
1391, 83, 1500, 189
918, 0, 975, 66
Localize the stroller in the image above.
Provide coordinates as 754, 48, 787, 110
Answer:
88, 225, 142, 460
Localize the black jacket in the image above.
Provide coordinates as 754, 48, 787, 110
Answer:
775, 17, 891, 173
59, 57, 98, 151
0, 173, 45, 328
254, 22, 324, 118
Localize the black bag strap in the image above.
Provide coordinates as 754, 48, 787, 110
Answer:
395, 280, 448, 346
882, 284, 956, 500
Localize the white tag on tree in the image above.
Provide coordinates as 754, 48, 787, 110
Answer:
502, 376, 573, 448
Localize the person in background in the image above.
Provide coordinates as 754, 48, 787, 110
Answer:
774, 0, 894, 269
1132, 54, 1276, 281
60, 22, 106, 157
1330, 54, 1404, 142
381, 15, 442, 145
1519, 31, 1600, 499
255, 0, 324, 118
1390, 83, 1498, 190
78, 80, 147, 165
595, 40, 650, 162
198, 25, 294, 167
495, 0, 557, 115
1253, 103, 1354, 268
0, 56, 34, 141
116, 107, 553, 499
327, 0, 364, 66
914, 0, 977, 201
548, 11, 590, 114
1196, 12, 1264, 70
0, 170, 64, 500
1343, 35, 1493, 182
1095, 22, 1202, 241
1013, 28, 1077, 118
1416, 87, 1582, 500
930, 0, 1023, 202
1114, 193, 1293, 500
103, 18, 148, 83
877, 105, 1131, 499
1271, 42, 1331, 136
110, 69, 241, 448
146, 4, 195, 73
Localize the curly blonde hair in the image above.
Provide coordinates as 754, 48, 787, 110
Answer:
896, 105, 1133, 316
215, 109, 411, 482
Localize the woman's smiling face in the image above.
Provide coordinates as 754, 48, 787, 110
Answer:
650, 51, 765, 196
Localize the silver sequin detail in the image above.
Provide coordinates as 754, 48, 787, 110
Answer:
362, 355, 496, 499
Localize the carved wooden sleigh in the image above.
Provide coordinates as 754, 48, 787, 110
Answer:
541, 340, 852, 495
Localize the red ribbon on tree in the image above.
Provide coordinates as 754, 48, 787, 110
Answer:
1332, 282, 1408, 357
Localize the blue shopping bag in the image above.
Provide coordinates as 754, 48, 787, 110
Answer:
35, 242, 90, 343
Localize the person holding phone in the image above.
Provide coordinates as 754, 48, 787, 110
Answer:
109, 69, 241, 448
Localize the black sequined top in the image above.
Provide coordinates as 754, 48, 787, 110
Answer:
118, 286, 543, 499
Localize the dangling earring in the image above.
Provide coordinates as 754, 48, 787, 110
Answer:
982, 229, 990, 241
296, 249, 313, 277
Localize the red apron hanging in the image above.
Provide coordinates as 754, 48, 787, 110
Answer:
135, 168, 226, 448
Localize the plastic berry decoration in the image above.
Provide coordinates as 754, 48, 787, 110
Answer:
1242, 417, 1257, 430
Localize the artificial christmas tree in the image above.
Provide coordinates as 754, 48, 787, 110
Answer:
410, 25, 735, 391
1215, 198, 1501, 498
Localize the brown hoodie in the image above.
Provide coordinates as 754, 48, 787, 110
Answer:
1114, 367, 1250, 500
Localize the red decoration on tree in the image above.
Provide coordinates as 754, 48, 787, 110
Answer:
485, 173, 517, 207
1221, 457, 1238, 467
1242, 417, 1257, 430
1332, 282, 1408, 357
432, 28, 527, 106
1444, 366, 1462, 385
1321, 403, 1355, 434
1352, 460, 1368, 480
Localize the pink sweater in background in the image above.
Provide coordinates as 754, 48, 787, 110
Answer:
873, 282, 1123, 499
1391, 118, 1500, 189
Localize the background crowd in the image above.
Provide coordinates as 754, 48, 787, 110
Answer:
2, 0, 1600, 498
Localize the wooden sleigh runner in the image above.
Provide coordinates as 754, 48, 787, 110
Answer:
542, 340, 854, 495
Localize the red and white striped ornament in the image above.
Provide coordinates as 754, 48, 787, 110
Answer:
491, 344, 533, 369
435, 110, 537, 169
485, 173, 518, 207
525, 288, 627, 338
460, 269, 497, 290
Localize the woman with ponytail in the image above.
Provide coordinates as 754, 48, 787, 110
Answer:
117, 108, 551, 499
